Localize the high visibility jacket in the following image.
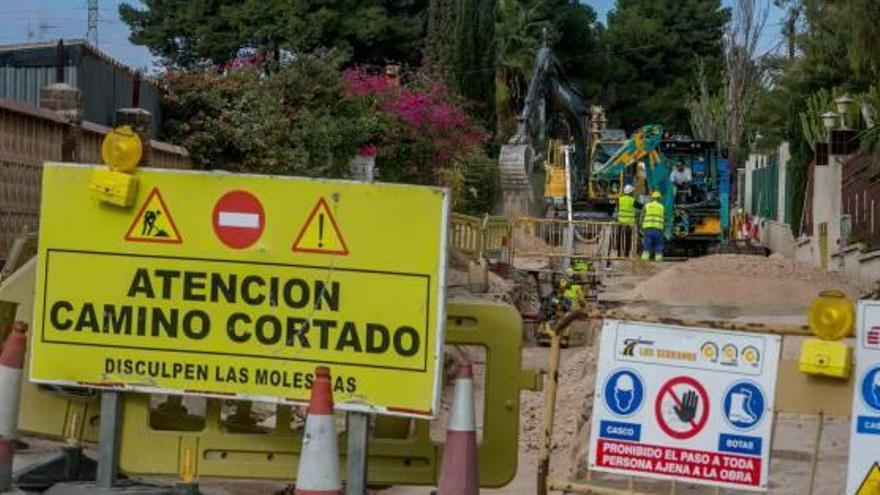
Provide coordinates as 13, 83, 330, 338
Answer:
642, 200, 664, 230
564, 285, 583, 304
617, 195, 636, 224
573, 260, 590, 273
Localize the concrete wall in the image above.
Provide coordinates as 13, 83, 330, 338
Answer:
760, 220, 796, 257
811, 155, 844, 259
776, 142, 790, 224
756, 139, 880, 289
794, 237, 815, 264
831, 246, 880, 288
743, 154, 758, 215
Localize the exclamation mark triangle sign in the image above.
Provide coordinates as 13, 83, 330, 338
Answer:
856, 463, 880, 495
292, 198, 349, 255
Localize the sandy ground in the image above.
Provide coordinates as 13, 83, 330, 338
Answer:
9, 253, 864, 494
383, 255, 861, 495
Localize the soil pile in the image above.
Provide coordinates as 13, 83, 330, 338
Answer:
626, 254, 867, 310
511, 228, 555, 253
519, 341, 598, 475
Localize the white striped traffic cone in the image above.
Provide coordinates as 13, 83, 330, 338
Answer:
295, 366, 342, 495
0, 321, 27, 491
437, 361, 479, 495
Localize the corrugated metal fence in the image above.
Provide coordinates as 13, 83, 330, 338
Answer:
750, 156, 778, 221
0, 99, 190, 258
0, 65, 77, 106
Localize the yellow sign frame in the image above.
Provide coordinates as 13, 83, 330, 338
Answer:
31, 163, 449, 419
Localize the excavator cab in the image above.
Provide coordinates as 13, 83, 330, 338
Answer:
660, 140, 727, 248
587, 129, 627, 206
543, 139, 567, 210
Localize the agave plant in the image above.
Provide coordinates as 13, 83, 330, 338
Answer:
857, 87, 880, 161
798, 89, 834, 151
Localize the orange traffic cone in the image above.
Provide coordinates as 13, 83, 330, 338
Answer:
437, 361, 479, 495
295, 366, 342, 495
0, 322, 27, 491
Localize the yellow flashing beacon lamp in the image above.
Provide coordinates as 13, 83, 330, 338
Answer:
89, 125, 142, 206
799, 290, 854, 379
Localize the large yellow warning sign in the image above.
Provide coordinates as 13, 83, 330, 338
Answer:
32, 163, 449, 418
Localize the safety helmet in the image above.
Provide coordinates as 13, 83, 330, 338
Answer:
651, 191, 662, 199
616, 374, 634, 392
565, 267, 575, 278
623, 184, 635, 195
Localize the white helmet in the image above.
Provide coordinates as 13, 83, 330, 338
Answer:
615, 374, 634, 392
623, 184, 635, 195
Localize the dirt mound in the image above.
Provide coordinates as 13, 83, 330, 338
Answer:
446, 264, 515, 303
447, 246, 472, 270
512, 228, 556, 253
626, 254, 867, 310
519, 340, 598, 469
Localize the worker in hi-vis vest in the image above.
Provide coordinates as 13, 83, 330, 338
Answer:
615, 184, 637, 258
640, 191, 665, 261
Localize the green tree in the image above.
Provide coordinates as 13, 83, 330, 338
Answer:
494, 0, 550, 136
549, 0, 606, 101
426, 0, 457, 78
834, 0, 880, 80
453, 0, 497, 123
119, 0, 428, 68
119, 0, 242, 67
161, 52, 379, 176
493, 0, 605, 137
747, 0, 878, 233
604, 0, 730, 132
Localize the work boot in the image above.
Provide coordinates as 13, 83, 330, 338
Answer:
640, 252, 650, 261
655, 254, 664, 261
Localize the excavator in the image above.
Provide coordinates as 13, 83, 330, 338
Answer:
591, 125, 731, 254
497, 42, 590, 218
497, 44, 730, 255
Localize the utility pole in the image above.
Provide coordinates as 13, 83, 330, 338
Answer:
87, 0, 98, 47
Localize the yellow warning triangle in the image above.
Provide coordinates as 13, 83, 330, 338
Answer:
292, 198, 349, 255
857, 463, 880, 495
124, 188, 183, 244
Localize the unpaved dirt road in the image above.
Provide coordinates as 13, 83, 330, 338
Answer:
12, 256, 864, 494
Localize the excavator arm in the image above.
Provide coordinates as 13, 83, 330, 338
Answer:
499, 46, 589, 217
591, 124, 674, 237
593, 124, 664, 182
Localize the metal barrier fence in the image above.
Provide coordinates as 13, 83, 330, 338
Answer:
449, 213, 509, 259
510, 217, 639, 264
539, 309, 853, 495
0, 246, 540, 487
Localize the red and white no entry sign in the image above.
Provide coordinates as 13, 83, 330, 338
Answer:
654, 376, 710, 440
212, 190, 265, 249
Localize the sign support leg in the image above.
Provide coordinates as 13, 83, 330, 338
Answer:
95, 391, 122, 488
345, 412, 370, 495
537, 328, 562, 495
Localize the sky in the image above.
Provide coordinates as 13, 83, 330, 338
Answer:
0, 0, 786, 72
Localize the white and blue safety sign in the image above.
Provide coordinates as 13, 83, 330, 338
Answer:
589, 320, 781, 491
603, 368, 645, 417
847, 302, 880, 495
861, 366, 880, 412
722, 380, 766, 430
